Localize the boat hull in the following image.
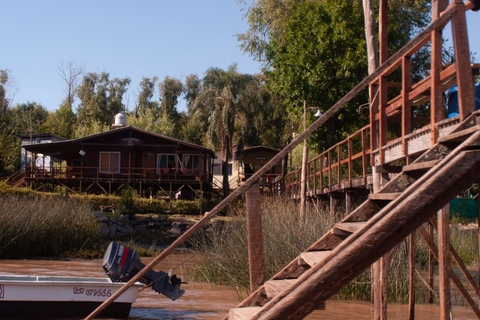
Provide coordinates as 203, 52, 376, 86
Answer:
0, 300, 132, 319
0, 275, 141, 319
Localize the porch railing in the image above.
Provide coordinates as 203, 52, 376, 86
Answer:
24, 166, 207, 183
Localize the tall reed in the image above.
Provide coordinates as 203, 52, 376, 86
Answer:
0, 196, 102, 258
189, 197, 339, 297
189, 197, 479, 303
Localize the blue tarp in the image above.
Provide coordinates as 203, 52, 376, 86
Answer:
447, 82, 480, 118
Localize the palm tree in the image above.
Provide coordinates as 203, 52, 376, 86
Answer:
191, 65, 253, 197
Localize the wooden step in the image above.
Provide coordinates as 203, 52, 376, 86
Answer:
368, 193, 401, 201
299, 251, 332, 267
229, 306, 261, 320
333, 222, 367, 236
264, 279, 326, 310
402, 160, 440, 172
264, 279, 297, 299
438, 125, 480, 144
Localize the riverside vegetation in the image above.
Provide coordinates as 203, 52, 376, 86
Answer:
190, 196, 479, 304
0, 181, 219, 259
1, 181, 478, 303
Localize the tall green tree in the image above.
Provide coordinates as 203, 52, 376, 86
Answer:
49, 99, 77, 139
135, 76, 159, 116
238, 0, 430, 150
158, 76, 184, 138
240, 73, 288, 149
0, 70, 18, 176
183, 74, 209, 145
76, 72, 131, 135
191, 65, 254, 197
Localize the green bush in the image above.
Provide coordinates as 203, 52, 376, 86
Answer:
116, 187, 137, 219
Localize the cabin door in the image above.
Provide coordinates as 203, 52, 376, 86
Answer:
143, 152, 156, 178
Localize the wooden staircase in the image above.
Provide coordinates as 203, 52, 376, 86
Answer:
225, 113, 480, 320
5, 169, 26, 188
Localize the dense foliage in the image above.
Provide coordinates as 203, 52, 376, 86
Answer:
237, 0, 431, 150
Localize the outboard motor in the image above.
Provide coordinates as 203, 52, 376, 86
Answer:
102, 242, 185, 301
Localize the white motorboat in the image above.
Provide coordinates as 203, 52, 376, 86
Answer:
0, 241, 186, 319
0, 274, 142, 319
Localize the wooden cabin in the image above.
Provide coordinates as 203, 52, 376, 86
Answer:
22, 125, 216, 199
212, 145, 284, 191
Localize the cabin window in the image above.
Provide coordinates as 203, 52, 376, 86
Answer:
213, 163, 232, 175
99, 152, 120, 173
182, 154, 201, 172
157, 154, 176, 174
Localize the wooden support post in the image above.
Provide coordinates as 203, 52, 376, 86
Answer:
430, 0, 447, 145
246, 182, 265, 293
402, 56, 412, 156
328, 150, 332, 190
370, 84, 379, 166
329, 194, 335, 217
452, 1, 476, 119
372, 261, 381, 320
320, 155, 324, 193
169, 182, 173, 213
428, 223, 434, 304
337, 144, 342, 188
408, 231, 416, 320
379, 76, 388, 165
348, 138, 353, 188
438, 205, 451, 320
380, 256, 388, 320
345, 191, 352, 215
377, 0, 388, 167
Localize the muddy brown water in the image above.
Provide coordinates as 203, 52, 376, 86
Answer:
0, 254, 477, 319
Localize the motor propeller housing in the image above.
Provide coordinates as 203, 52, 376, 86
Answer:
102, 242, 185, 301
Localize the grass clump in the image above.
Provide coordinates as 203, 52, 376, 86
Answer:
0, 196, 102, 259
189, 197, 480, 303
189, 197, 338, 296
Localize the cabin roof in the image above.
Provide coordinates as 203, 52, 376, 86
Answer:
23, 126, 215, 157
235, 145, 280, 156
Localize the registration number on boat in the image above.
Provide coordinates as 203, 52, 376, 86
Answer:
73, 287, 112, 297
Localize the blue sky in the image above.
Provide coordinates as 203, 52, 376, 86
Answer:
2, 0, 260, 112
2, 1, 479, 113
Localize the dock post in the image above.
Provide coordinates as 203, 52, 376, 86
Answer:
246, 182, 265, 292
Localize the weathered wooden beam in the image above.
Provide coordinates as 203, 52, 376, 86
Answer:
408, 231, 416, 320
431, 0, 448, 146
438, 205, 451, 320
402, 56, 412, 156
246, 182, 265, 293
451, 2, 476, 119
428, 224, 434, 303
